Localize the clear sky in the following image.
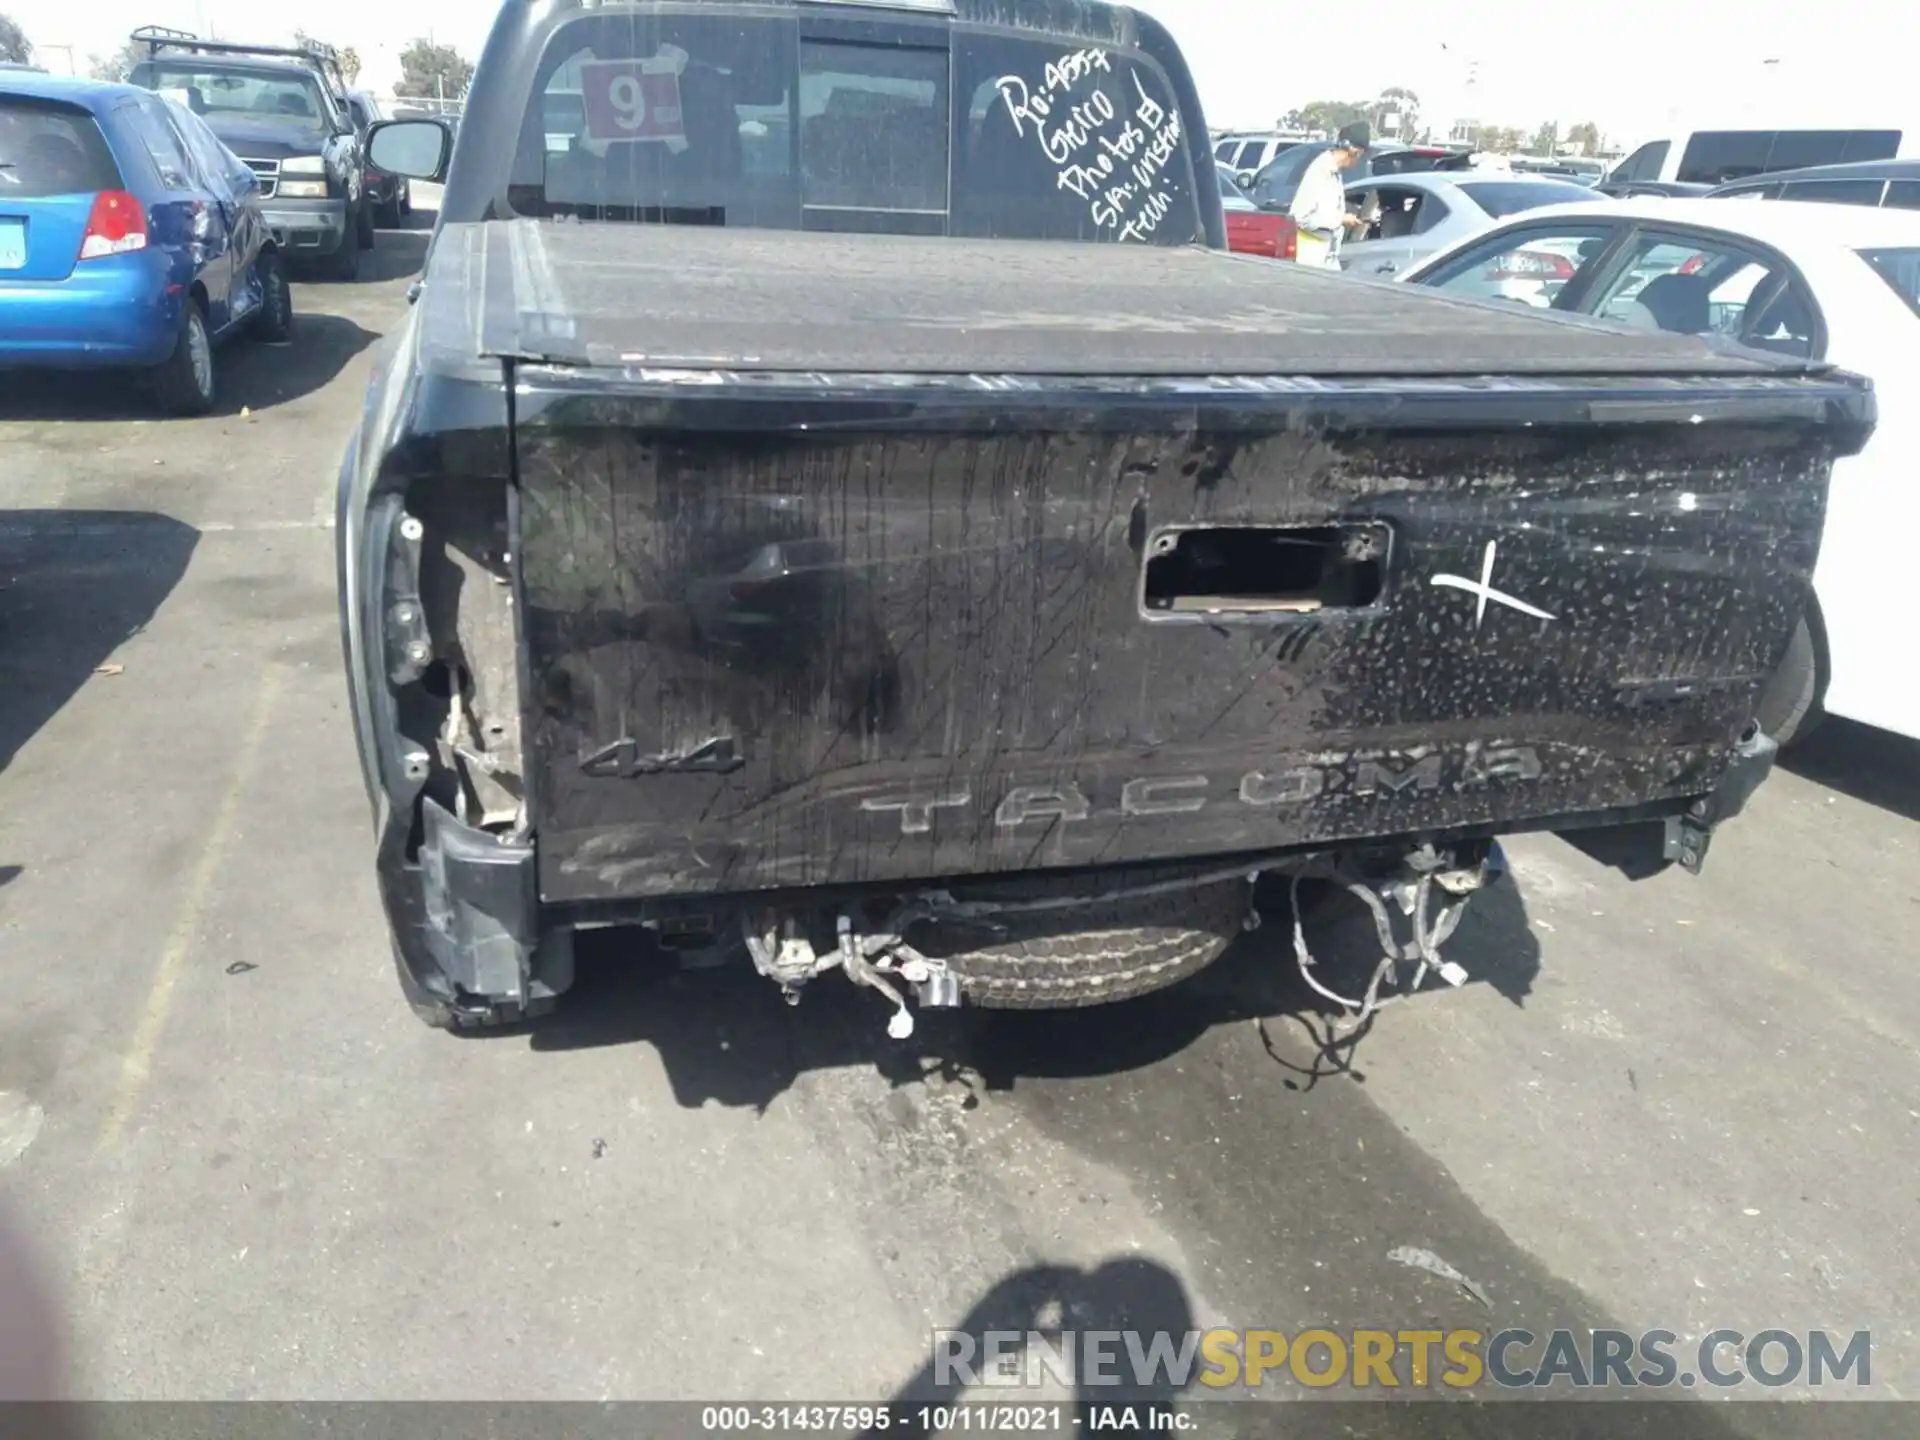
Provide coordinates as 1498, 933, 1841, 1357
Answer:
8, 0, 1917, 151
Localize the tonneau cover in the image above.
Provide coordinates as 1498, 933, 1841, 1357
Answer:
444, 219, 1818, 378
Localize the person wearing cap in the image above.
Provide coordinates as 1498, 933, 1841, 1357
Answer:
1288, 122, 1371, 269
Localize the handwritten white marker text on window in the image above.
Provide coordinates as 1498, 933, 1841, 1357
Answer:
994, 50, 1185, 242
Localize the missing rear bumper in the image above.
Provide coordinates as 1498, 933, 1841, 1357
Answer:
1663, 724, 1779, 875
1560, 724, 1781, 880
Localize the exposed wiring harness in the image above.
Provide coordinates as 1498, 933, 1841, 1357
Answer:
1287, 855, 1478, 1029
1257, 850, 1491, 1091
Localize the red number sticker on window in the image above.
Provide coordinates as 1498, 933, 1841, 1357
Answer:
580, 52, 689, 150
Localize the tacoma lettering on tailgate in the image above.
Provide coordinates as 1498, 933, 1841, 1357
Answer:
850, 744, 1547, 836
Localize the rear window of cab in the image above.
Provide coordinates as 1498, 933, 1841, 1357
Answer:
504, 10, 1202, 245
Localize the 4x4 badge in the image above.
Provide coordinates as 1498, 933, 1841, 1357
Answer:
581, 735, 744, 779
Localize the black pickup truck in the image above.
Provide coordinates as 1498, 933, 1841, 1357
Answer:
342, 0, 1872, 1037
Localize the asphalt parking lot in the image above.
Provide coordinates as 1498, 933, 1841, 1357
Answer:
2, 197, 1918, 1432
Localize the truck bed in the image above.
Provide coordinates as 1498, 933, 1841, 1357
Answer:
428, 222, 1873, 906
441, 220, 1817, 378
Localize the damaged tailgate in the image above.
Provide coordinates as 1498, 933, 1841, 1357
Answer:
470, 222, 1874, 904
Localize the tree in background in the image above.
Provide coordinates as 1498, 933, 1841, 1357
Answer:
1529, 120, 1559, 157
1298, 99, 1368, 137
88, 40, 143, 82
1471, 125, 1524, 154
1370, 86, 1420, 143
1565, 120, 1603, 156
0, 12, 32, 65
396, 38, 473, 102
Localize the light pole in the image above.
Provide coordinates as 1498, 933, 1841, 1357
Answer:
1752, 57, 1783, 125
1438, 40, 1482, 147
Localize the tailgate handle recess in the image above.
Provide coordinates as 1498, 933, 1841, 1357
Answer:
1142, 524, 1389, 619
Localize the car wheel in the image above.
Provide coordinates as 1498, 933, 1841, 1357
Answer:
374, 196, 403, 229
153, 301, 216, 416
320, 230, 360, 281
399, 183, 412, 216
1756, 610, 1827, 750
249, 250, 293, 344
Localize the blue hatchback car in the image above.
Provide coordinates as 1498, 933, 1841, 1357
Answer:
0, 73, 292, 414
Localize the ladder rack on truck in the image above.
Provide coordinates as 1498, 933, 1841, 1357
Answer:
129, 26, 349, 99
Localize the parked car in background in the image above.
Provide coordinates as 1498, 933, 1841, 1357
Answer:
1217, 163, 1296, 260
394, 104, 462, 147
1606, 126, 1918, 188
1245, 140, 1467, 213
1709, 157, 1920, 211
1214, 131, 1311, 188
1368, 144, 1473, 177
1595, 179, 1713, 200
345, 90, 412, 228
1403, 197, 1920, 747
1337, 172, 1597, 278
127, 28, 371, 280
1511, 155, 1605, 184
0, 72, 292, 414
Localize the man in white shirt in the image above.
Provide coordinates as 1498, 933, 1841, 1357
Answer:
1288, 122, 1370, 269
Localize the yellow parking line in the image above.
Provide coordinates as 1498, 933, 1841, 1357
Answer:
96, 666, 283, 1152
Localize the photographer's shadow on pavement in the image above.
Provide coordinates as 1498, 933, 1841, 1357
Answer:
872, 1260, 1767, 1440
529, 868, 1544, 1114
872, 1257, 1193, 1437
0, 511, 198, 779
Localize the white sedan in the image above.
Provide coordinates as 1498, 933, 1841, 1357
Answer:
1402, 198, 1920, 747
1338, 172, 1598, 279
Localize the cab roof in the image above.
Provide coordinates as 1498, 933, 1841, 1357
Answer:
536, 0, 1144, 45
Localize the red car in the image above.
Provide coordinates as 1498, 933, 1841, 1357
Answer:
1218, 164, 1296, 260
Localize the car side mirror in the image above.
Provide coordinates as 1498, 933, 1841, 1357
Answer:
368, 118, 452, 184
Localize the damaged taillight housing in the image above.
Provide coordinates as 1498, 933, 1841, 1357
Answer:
361, 479, 526, 838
